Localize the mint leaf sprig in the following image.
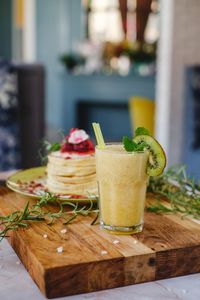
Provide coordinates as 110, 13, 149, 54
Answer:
122, 136, 147, 152
135, 127, 150, 137
123, 127, 150, 152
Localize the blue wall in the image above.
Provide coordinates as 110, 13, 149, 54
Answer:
0, 0, 12, 59
60, 73, 155, 140
182, 68, 200, 179
36, 0, 83, 130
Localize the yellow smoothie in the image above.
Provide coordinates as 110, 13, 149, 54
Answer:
95, 144, 149, 233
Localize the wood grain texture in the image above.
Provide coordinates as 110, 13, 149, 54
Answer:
1, 188, 200, 298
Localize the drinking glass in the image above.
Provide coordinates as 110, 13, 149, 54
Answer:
95, 143, 149, 234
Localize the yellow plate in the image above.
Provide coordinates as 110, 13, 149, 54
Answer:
6, 167, 97, 202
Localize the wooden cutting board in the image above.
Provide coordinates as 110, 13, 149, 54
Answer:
1, 187, 200, 299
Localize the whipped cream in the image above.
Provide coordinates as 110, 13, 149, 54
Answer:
51, 151, 93, 159
68, 129, 89, 144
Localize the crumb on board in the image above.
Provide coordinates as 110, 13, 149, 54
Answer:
43, 234, 48, 239
100, 250, 108, 255
113, 240, 120, 244
57, 246, 63, 253
60, 229, 67, 234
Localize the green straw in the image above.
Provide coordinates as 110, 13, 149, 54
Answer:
92, 122, 105, 149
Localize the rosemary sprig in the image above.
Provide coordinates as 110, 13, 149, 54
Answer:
0, 193, 99, 241
0, 202, 45, 241
62, 197, 99, 225
39, 141, 61, 165
147, 165, 200, 219
39, 130, 66, 165
3, 165, 198, 241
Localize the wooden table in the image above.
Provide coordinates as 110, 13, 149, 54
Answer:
1, 238, 200, 300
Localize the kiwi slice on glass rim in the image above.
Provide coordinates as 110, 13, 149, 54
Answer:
133, 135, 166, 176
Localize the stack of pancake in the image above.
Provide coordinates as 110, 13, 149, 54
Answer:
46, 128, 98, 196
46, 152, 97, 195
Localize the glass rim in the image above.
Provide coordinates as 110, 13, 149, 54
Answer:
95, 142, 147, 154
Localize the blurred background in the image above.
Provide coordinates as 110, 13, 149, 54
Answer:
0, 0, 200, 179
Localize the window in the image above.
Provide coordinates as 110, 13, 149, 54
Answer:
88, 0, 124, 42
82, 0, 159, 44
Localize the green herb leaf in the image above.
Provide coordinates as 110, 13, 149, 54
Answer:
91, 211, 99, 225
63, 214, 77, 225
135, 127, 150, 137
147, 202, 174, 214
122, 136, 137, 152
49, 143, 61, 152
122, 136, 148, 152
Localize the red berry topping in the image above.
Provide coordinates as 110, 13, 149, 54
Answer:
60, 128, 95, 154
73, 140, 94, 152
60, 142, 73, 152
